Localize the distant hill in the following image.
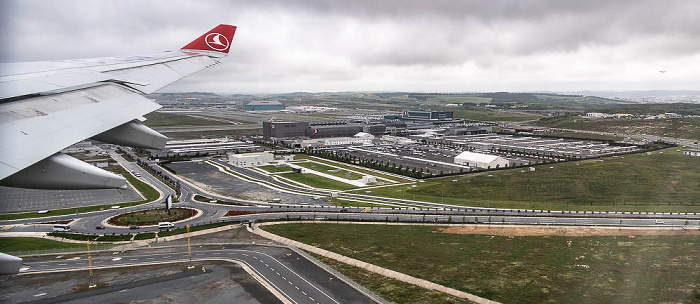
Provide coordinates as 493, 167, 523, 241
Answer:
562, 90, 700, 103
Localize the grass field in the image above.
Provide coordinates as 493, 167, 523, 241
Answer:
160, 128, 263, 140
0, 237, 87, 252
265, 223, 700, 304
143, 112, 245, 127
257, 165, 294, 173
294, 155, 412, 183
295, 161, 363, 180
314, 254, 471, 304
445, 106, 542, 122
535, 116, 700, 141
426, 95, 492, 104
348, 147, 700, 212
278, 172, 358, 191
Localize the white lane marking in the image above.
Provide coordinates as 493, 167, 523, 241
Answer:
240, 250, 341, 304
295, 286, 299, 290
19, 267, 30, 272
265, 263, 269, 267
242, 254, 249, 256
34, 293, 46, 297
112, 258, 122, 261
58, 264, 67, 266
282, 276, 287, 281
302, 291, 307, 295
276, 272, 280, 275
67, 257, 81, 261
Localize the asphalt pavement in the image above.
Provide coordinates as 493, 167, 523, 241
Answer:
16, 245, 375, 304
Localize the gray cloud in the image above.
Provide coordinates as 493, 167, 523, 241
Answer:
2, 0, 699, 93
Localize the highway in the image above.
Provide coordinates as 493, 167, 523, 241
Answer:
19, 244, 375, 304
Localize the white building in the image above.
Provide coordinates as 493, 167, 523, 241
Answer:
585, 112, 613, 118
683, 149, 700, 157
228, 152, 274, 167
454, 151, 509, 169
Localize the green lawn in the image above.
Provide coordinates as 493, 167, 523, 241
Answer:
348, 148, 700, 212
278, 172, 358, 191
0, 237, 88, 252
295, 162, 364, 180
257, 165, 294, 173
294, 154, 412, 183
265, 223, 700, 304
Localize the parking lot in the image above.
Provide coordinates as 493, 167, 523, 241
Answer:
315, 133, 641, 176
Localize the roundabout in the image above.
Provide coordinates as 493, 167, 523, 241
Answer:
105, 207, 202, 227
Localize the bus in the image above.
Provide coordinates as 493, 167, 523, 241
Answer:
52, 224, 71, 232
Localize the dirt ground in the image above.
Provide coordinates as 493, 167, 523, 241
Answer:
438, 225, 700, 237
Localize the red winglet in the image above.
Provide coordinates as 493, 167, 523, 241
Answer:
181, 24, 237, 54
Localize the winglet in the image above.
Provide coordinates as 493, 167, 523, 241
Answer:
181, 24, 237, 56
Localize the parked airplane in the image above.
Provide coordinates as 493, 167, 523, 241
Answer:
0, 24, 237, 190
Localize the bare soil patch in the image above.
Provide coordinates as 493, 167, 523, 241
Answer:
438, 225, 700, 237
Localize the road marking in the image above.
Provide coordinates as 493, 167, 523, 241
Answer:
129, 258, 138, 261
112, 258, 122, 261
302, 291, 306, 295
295, 286, 299, 290
34, 293, 46, 297
58, 264, 67, 266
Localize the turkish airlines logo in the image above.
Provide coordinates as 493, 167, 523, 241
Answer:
205, 33, 230, 51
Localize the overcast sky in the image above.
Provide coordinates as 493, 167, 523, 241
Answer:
1, 0, 698, 94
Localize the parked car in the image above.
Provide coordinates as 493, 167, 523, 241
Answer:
129, 225, 140, 229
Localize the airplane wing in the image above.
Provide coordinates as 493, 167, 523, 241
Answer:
0, 24, 237, 190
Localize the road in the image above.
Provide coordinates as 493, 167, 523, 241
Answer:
18, 244, 375, 304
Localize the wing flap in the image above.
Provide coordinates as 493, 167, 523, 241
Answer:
0, 84, 161, 179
